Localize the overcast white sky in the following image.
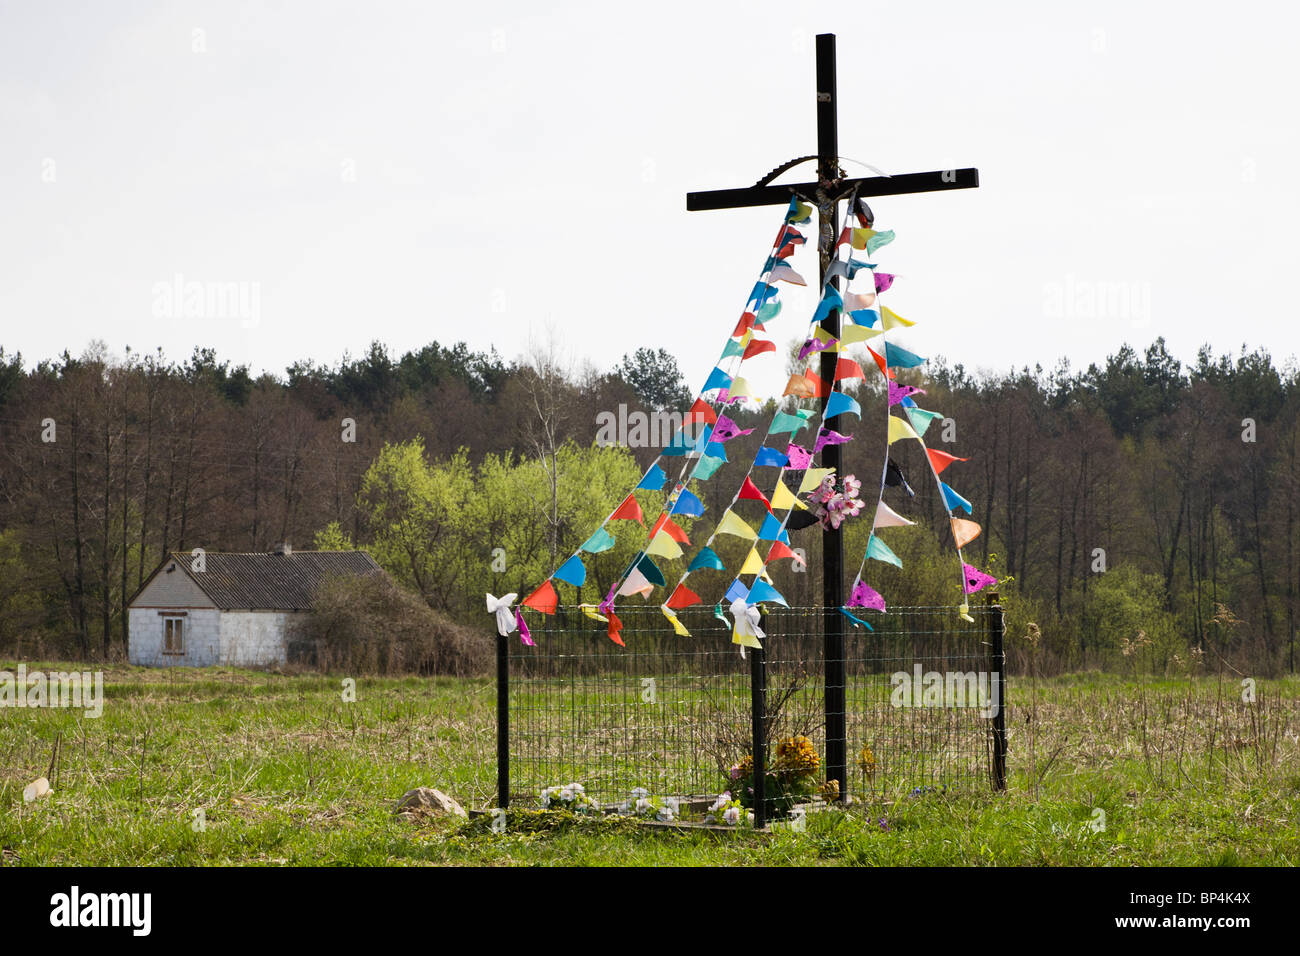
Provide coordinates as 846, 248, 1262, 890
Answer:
2, 0, 1297, 396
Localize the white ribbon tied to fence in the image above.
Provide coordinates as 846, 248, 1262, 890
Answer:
729, 598, 765, 654
485, 592, 518, 637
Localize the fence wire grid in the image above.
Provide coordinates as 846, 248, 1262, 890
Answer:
504, 602, 1004, 814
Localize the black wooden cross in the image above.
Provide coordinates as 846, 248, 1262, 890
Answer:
685, 33, 979, 802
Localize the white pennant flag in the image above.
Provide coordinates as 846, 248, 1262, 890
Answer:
873, 500, 916, 529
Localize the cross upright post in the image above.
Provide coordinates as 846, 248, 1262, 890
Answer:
685, 32, 978, 804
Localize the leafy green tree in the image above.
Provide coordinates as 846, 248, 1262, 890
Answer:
615, 347, 690, 412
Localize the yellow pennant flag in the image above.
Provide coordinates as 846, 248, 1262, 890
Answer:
850, 227, 876, 250
888, 416, 921, 444
733, 629, 762, 648
660, 605, 691, 637
840, 324, 884, 344
728, 377, 755, 400
880, 306, 915, 330
739, 329, 754, 347
770, 479, 803, 511
798, 467, 835, 494
739, 547, 765, 576
951, 518, 982, 549
812, 327, 842, 351
579, 604, 609, 624
715, 510, 758, 540
645, 530, 684, 560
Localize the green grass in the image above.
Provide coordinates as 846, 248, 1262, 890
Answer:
1, 663, 1297, 865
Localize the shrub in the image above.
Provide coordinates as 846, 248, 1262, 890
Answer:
288, 573, 492, 675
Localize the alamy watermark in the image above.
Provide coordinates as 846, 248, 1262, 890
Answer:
1043, 274, 1151, 328
890, 665, 1000, 718
1, 665, 104, 718
595, 403, 683, 449
151, 273, 261, 328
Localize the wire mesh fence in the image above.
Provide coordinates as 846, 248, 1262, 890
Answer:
503, 600, 1004, 818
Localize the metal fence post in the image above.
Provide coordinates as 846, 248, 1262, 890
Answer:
750, 614, 768, 829
987, 592, 1007, 791
497, 632, 510, 808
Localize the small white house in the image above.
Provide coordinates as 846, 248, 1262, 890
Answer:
127, 547, 383, 667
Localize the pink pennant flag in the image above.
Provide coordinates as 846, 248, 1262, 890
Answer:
516, 608, 535, 646
813, 428, 854, 453
874, 272, 896, 294
713, 414, 754, 442
962, 563, 998, 595
786, 443, 813, 470
848, 579, 886, 612
888, 382, 926, 406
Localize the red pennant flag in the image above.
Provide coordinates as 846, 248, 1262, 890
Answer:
835, 226, 852, 248
834, 357, 866, 381
650, 514, 691, 544
666, 583, 702, 610
742, 338, 776, 361
522, 579, 558, 615
767, 540, 805, 566
732, 312, 756, 337
611, 494, 644, 525
866, 347, 896, 380
607, 611, 625, 646
927, 449, 969, 475
777, 241, 798, 259
803, 370, 830, 398
738, 475, 771, 510
684, 398, 717, 426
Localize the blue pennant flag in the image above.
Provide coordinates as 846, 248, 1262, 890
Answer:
813, 287, 844, 323
757, 513, 791, 543
748, 578, 788, 607
704, 442, 728, 461
826, 391, 862, 419
688, 547, 725, 572
839, 606, 874, 630
753, 446, 790, 467
724, 578, 750, 603
672, 488, 706, 517
702, 367, 733, 393
553, 554, 587, 587
849, 309, 879, 327
884, 342, 926, 369
940, 482, 973, 515
637, 463, 668, 491
748, 282, 779, 307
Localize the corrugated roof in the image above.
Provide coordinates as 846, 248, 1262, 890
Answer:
157, 551, 384, 611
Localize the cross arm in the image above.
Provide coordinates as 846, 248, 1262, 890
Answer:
685, 167, 979, 211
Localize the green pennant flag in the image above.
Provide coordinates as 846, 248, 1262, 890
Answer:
579, 528, 616, 553
905, 407, 944, 438
769, 411, 808, 435
866, 535, 902, 568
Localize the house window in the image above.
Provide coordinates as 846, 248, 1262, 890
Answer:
163, 617, 185, 655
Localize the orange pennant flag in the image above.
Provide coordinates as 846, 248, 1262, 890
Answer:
834, 357, 866, 381
836, 226, 852, 248
522, 579, 558, 615
783, 373, 816, 398
611, 494, 644, 525
607, 611, 625, 646
738, 475, 771, 510
767, 540, 805, 566
666, 583, 702, 610
951, 518, 982, 549
866, 347, 896, 380
684, 398, 717, 426
927, 449, 969, 474
742, 338, 776, 361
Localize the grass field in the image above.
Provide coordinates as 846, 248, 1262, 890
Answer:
1, 663, 1297, 866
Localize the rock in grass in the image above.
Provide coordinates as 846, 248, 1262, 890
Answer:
23, 777, 51, 803
394, 787, 467, 819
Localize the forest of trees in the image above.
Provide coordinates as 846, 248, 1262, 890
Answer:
0, 335, 1295, 675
